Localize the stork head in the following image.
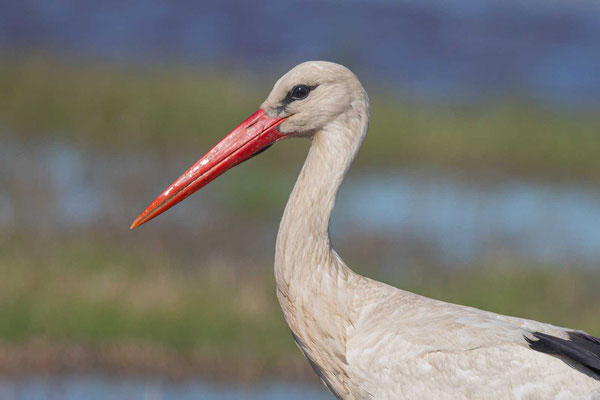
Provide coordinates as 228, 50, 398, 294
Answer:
130, 61, 367, 229
261, 61, 367, 137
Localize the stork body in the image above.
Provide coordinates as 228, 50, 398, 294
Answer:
132, 62, 600, 399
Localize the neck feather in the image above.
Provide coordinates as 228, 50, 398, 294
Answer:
274, 111, 367, 290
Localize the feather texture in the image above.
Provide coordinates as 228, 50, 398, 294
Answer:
258, 61, 600, 399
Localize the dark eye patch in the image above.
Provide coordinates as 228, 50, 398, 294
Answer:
277, 84, 318, 114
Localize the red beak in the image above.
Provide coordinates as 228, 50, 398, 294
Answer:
130, 109, 286, 229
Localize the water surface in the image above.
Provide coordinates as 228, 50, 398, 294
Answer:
0, 376, 333, 400
2, 0, 600, 106
3, 139, 600, 267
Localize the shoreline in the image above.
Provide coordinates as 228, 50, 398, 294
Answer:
0, 339, 316, 383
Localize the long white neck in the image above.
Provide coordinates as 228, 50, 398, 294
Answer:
274, 105, 368, 306
272, 94, 369, 400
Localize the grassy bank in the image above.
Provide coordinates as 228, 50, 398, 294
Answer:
2, 55, 600, 182
1, 235, 599, 379
1, 54, 599, 380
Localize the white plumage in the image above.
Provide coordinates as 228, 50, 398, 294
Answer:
267, 61, 600, 399
134, 61, 600, 399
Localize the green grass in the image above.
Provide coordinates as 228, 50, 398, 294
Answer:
367, 98, 600, 181
1, 234, 599, 375
0, 235, 295, 363
2, 55, 600, 182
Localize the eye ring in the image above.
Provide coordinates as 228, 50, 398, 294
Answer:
291, 85, 311, 100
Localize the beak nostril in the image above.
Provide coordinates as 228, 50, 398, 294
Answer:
245, 119, 259, 129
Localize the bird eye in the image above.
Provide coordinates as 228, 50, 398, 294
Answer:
291, 85, 311, 100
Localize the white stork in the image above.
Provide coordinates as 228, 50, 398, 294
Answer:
131, 61, 600, 399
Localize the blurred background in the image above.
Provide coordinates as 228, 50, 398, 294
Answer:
1, 0, 600, 398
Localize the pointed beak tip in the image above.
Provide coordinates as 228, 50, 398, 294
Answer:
129, 216, 145, 230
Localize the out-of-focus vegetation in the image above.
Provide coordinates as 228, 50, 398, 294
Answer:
1, 235, 599, 378
2, 55, 599, 379
0, 234, 299, 379
2, 56, 600, 181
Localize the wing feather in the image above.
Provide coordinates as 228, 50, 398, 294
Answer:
526, 331, 600, 377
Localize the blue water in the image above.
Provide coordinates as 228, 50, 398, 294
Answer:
334, 170, 600, 266
2, 139, 600, 267
0, 376, 333, 400
2, 0, 600, 106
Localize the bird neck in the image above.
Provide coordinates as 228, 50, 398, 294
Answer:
275, 111, 368, 294
273, 103, 368, 397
